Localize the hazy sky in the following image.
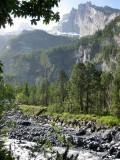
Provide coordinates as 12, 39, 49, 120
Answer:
1, 0, 120, 33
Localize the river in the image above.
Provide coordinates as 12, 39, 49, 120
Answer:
2, 109, 120, 160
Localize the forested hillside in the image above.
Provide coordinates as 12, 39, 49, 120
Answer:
1, 16, 120, 84
3, 30, 75, 53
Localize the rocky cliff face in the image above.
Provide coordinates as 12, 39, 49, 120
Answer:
56, 2, 120, 37
57, 8, 79, 34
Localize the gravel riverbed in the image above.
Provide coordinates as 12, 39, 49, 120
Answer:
1, 109, 120, 160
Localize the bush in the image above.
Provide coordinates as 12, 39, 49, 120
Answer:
96, 116, 120, 126
0, 141, 13, 160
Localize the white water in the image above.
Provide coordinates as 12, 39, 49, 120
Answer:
4, 138, 102, 160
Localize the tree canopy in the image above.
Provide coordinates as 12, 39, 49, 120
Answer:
0, 0, 61, 28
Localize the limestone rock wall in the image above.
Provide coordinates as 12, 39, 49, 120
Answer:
56, 2, 120, 37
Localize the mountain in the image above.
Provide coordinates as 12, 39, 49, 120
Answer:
0, 34, 16, 51
1, 29, 75, 54
55, 2, 120, 37
1, 15, 120, 84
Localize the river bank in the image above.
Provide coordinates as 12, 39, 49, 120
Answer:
1, 109, 120, 159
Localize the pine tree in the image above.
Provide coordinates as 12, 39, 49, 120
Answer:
21, 83, 30, 104
101, 72, 113, 115
84, 63, 95, 114
56, 69, 68, 113
36, 81, 49, 106
111, 60, 120, 117
84, 62, 101, 114
28, 85, 37, 105
69, 63, 86, 113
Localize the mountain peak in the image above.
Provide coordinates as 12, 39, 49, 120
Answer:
78, 1, 92, 7
54, 2, 120, 37
78, 1, 92, 10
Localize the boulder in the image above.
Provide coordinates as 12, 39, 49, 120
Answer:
86, 121, 92, 128
102, 130, 112, 142
21, 121, 31, 126
76, 128, 86, 136
88, 141, 100, 151
115, 132, 120, 141
116, 150, 120, 158
76, 137, 84, 147
109, 146, 116, 155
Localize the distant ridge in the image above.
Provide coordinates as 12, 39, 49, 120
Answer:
1, 29, 75, 53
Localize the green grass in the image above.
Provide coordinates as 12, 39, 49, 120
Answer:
19, 104, 47, 116
46, 112, 120, 126
19, 105, 120, 126
46, 112, 96, 121
96, 116, 120, 126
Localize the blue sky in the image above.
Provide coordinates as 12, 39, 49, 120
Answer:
1, 0, 120, 33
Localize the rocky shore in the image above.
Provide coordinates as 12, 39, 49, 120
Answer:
1, 109, 120, 159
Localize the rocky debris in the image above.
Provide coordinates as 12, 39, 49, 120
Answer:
102, 129, 117, 143
2, 110, 120, 160
16, 120, 31, 126
76, 128, 86, 136
116, 150, 120, 158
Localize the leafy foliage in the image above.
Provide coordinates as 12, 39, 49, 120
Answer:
0, 141, 13, 160
0, 0, 61, 28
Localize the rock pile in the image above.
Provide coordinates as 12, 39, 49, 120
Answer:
2, 110, 120, 159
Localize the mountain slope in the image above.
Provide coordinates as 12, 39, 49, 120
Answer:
1, 16, 120, 84
0, 34, 16, 51
2, 29, 76, 54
